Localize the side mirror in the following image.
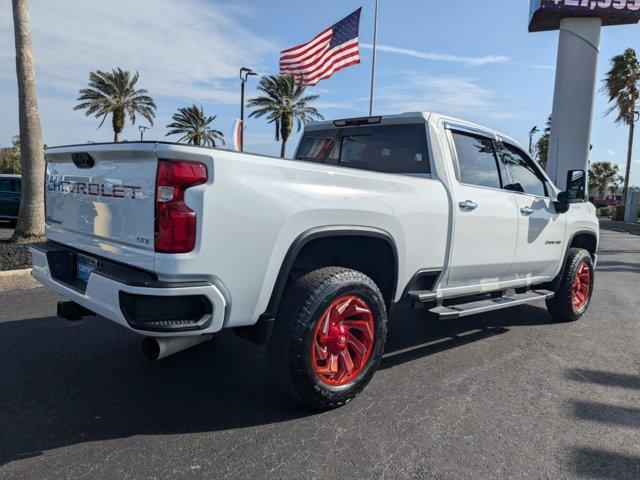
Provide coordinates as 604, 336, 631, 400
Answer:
554, 169, 586, 214
566, 169, 587, 202
554, 191, 570, 213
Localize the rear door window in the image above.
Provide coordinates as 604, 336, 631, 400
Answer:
451, 132, 502, 189
296, 124, 430, 175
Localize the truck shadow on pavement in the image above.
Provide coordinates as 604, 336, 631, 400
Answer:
564, 369, 640, 479
594, 259, 640, 274
381, 304, 552, 370
570, 448, 640, 480
0, 304, 556, 466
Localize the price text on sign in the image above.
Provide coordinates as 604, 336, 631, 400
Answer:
549, 0, 640, 11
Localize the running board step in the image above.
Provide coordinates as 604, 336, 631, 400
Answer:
429, 290, 554, 319
407, 290, 438, 302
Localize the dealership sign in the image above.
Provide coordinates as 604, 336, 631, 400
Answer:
529, 0, 640, 31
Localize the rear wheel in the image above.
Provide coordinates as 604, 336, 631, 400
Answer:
546, 248, 594, 322
267, 267, 387, 409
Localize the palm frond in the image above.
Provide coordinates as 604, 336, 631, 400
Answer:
602, 48, 640, 126
165, 104, 224, 147
247, 74, 324, 149
74, 68, 157, 135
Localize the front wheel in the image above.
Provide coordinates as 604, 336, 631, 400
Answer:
267, 267, 388, 409
546, 248, 594, 322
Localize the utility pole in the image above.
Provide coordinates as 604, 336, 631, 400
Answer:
239, 67, 257, 152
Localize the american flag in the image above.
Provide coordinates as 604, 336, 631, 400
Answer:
279, 8, 361, 86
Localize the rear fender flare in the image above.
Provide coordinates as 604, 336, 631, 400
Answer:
262, 226, 399, 319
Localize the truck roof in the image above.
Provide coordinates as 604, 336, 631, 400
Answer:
304, 111, 521, 146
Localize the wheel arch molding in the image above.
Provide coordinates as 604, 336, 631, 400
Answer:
262, 225, 400, 320
545, 229, 598, 291
568, 229, 598, 258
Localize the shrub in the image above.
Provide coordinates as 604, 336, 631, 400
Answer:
596, 206, 615, 218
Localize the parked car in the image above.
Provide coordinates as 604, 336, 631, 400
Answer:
594, 194, 623, 208
0, 174, 21, 226
30, 112, 599, 409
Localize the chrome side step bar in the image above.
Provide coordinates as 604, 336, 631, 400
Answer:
407, 290, 438, 302
429, 290, 554, 319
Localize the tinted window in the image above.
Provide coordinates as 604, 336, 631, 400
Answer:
296, 135, 340, 162
500, 145, 547, 197
0, 179, 15, 192
340, 136, 368, 164
296, 124, 430, 175
452, 132, 501, 189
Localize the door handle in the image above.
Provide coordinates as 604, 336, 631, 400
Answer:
520, 206, 534, 216
458, 200, 478, 212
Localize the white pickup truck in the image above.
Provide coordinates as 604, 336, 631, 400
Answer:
31, 112, 598, 409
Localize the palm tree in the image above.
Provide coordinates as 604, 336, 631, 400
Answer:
165, 105, 225, 147
536, 115, 552, 170
247, 75, 323, 158
74, 68, 156, 142
603, 48, 639, 205
11, 0, 45, 240
0, 136, 22, 174
589, 162, 624, 199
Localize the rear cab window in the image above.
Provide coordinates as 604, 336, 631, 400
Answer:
296, 123, 430, 176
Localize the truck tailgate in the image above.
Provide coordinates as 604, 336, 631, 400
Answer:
44, 143, 158, 269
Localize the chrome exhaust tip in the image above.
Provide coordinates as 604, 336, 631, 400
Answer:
141, 334, 213, 362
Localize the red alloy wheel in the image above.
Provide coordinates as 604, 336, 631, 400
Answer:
311, 295, 376, 387
571, 261, 591, 311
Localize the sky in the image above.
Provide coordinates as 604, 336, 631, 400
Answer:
1, 0, 639, 186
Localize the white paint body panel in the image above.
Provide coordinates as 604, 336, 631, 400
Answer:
447, 184, 519, 288
45, 143, 158, 271
510, 194, 567, 279
36, 112, 599, 336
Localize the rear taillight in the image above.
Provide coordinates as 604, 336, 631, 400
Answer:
155, 159, 207, 253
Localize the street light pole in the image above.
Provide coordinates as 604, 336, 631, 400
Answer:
528, 125, 539, 154
139, 125, 149, 141
239, 67, 257, 152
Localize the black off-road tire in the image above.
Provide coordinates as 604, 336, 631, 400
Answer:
546, 248, 594, 322
267, 267, 388, 409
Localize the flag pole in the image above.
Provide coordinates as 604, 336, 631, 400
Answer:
369, 0, 379, 117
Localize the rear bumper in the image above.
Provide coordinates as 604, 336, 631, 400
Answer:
29, 242, 227, 337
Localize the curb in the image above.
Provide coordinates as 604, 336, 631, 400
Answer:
0, 268, 39, 292
599, 219, 640, 236
0, 268, 32, 278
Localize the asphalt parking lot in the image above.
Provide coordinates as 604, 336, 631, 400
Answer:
1, 229, 639, 479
